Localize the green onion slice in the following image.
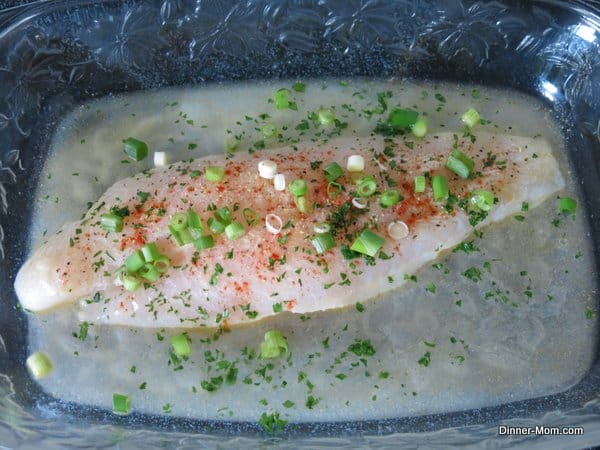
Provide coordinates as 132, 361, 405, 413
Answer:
178, 228, 194, 245
388, 107, 418, 130
414, 175, 426, 193
470, 190, 494, 211
356, 176, 377, 197
26, 352, 53, 379
153, 255, 171, 273
123, 137, 148, 162
187, 209, 203, 231
194, 234, 215, 250
412, 119, 428, 137
225, 221, 245, 240
208, 217, 225, 234
139, 263, 160, 282
324, 162, 343, 182
122, 274, 141, 292
350, 229, 385, 257
294, 195, 310, 214
559, 197, 577, 214
261, 123, 277, 138
125, 250, 145, 273
140, 242, 160, 262
113, 393, 131, 415
446, 149, 474, 179
273, 88, 290, 110
260, 330, 289, 359
327, 181, 342, 198
243, 207, 259, 226
432, 175, 449, 201
289, 179, 308, 197
462, 108, 481, 128
169, 225, 184, 246
205, 166, 225, 182
312, 232, 336, 254
317, 108, 335, 126
170, 212, 188, 231
171, 333, 192, 357
381, 189, 402, 208
215, 207, 232, 225
313, 222, 331, 234
265, 213, 283, 234
101, 213, 123, 233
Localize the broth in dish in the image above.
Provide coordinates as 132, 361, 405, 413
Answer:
22, 79, 596, 425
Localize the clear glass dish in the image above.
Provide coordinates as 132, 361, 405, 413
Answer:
1, 0, 599, 447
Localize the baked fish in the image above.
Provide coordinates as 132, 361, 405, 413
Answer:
15, 133, 565, 328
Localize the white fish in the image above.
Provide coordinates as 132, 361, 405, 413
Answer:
15, 133, 564, 328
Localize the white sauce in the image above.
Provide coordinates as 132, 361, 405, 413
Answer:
26, 79, 597, 423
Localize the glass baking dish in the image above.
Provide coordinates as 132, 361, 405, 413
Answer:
1, 0, 599, 447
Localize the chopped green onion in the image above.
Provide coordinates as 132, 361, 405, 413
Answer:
292, 81, 305, 92
350, 229, 385, 257
313, 222, 331, 234
294, 195, 310, 213
153, 255, 171, 273
381, 189, 401, 208
388, 221, 409, 240
352, 197, 368, 209
208, 217, 225, 234
125, 250, 145, 273
205, 166, 225, 182
261, 122, 277, 138
273, 88, 290, 110
100, 213, 123, 233
412, 119, 428, 137
243, 207, 258, 225
289, 179, 308, 197
169, 225, 184, 246
122, 274, 141, 292
446, 149, 474, 179
388, 107, 418, 129
432, 175, 449, 201
462, 108, 481, 128
178, 228, 194, 245
312, 232, 336, 254
317, 108, 335, 126
171, 333, 192, 357
258, 160, 278, 179
187, 209, 203, 231
265, 213, 283, 234
470, 190, 494, 211
273, 173, 286, 191
225, 221, 245, 240
194, 234, 215, 250
170, 212, 188, 231
327, 181, 342, 198
215, 207, 231, 225
356, 176, 377, 197
559, 197, 577, 214
141, 242, 160, 262
323, 162, 343, 182
347, 155, 364, 172
139, 263, 160, 282
112, 393, 131, 415
154, 151, 168, 167
26, 352, 53, 379
123, 137, 148, 161
414, 175, 426, 193
260, 330, 288, 359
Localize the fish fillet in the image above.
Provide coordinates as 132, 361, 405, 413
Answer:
15, 133, 565, 328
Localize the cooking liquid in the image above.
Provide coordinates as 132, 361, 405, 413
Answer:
27, 79, 597, 422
